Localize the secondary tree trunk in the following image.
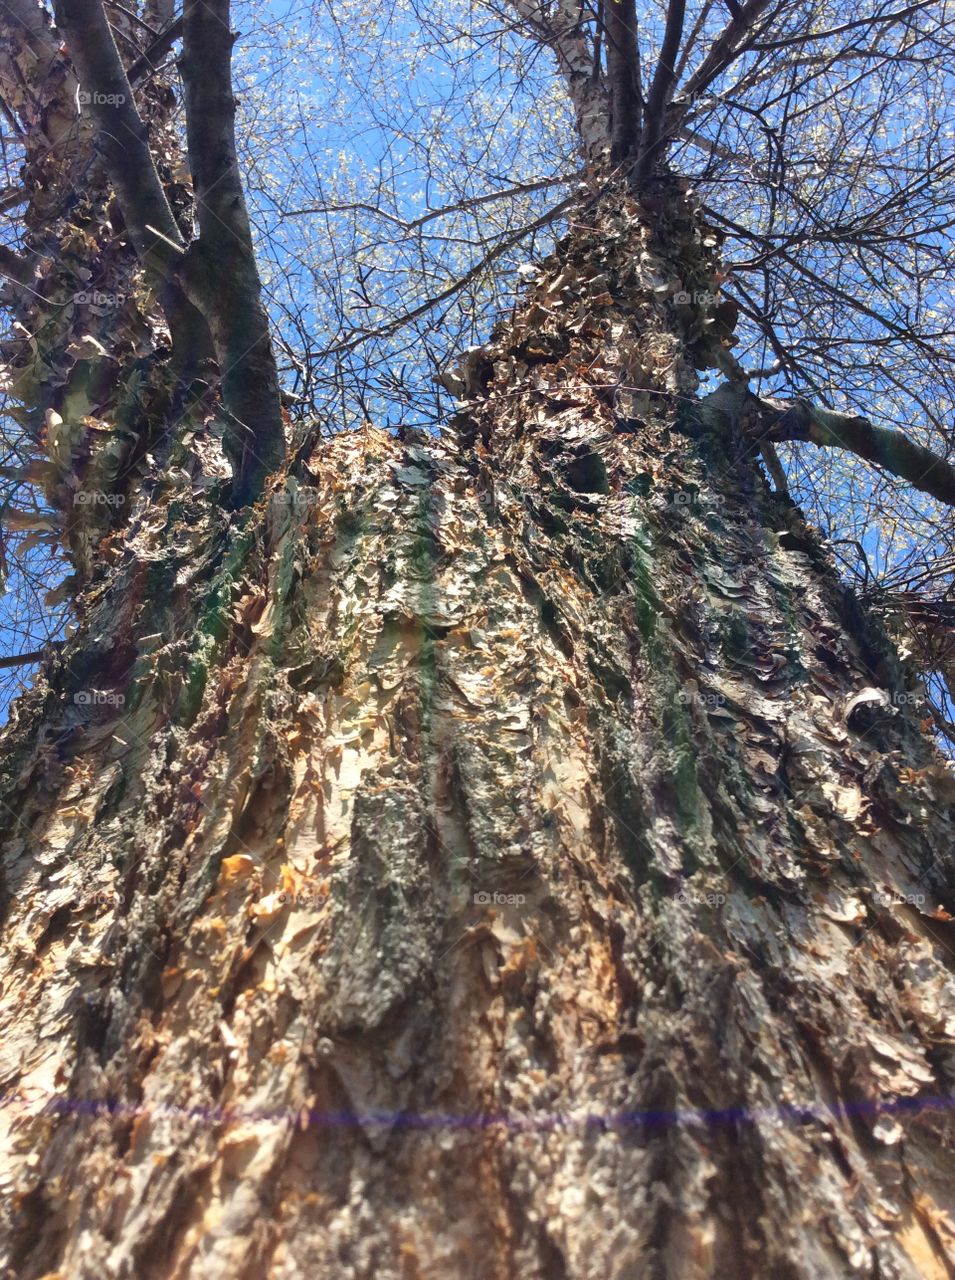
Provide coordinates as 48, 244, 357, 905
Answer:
2, 186, 955, 1280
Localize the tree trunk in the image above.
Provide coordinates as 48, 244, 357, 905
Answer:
2, 186, 955, 1280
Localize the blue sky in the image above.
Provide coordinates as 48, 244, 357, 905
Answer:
0, 0, 952, 739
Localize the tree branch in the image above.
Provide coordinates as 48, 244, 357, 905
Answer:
144, 0, 176, 25
0, 243, 35, 285
318, 194, 577, 359
180, 0, 284, 501
126, 14, 183, 85
635, 0, 685, 178
509, 0, 611, 165
604, 0, 642, 167
0, 0, 59, 60
748, 3, 935, 54
0, 185, 30, 212
48, 0, 216, 453
753, 395, 955, 507
0, 647, 47, 669
276, 174, 578, 231
0, 0, 80, 152
679, 0, 775, 105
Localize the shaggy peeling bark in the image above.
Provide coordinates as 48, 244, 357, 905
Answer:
1, 190, 955, 1280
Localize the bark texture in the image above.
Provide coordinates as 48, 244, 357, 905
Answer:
1, 191, 955, 1280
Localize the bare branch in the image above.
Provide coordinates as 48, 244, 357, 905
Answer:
276, 174, 578, 232
126, 14, 182, 85
635, 0, 686, 178
749, 2, 936, 54
179, 0, 284, 500
318, 194, 578, 359
0, 646, 47, 669
0, 0, 58, 60
679, 0, 776, 105
0, 243, 34, 284
753, 394, 955, 507
0, 184, 29, 212
144, 0, 175, 25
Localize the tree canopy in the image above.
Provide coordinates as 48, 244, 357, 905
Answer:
0, 0, 952, 739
